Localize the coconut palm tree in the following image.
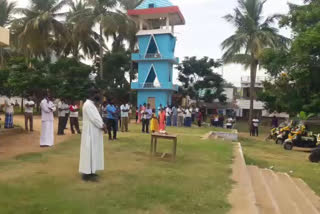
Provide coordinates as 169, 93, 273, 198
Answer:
0, 0, 16, 27
13, 0, 69, 58
118, 0, 142, 102
61, 0, 100, 60
221, 0, 290, 125
71, 0, 127, 79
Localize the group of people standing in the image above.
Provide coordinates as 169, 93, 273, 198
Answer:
135, 104, 205, 132
1, 96, 36, 131
39, 96, 82, 147
57, 99, 81, 136
100, 100, 131, 141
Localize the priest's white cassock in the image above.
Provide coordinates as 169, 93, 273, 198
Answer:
40, 99, 56, 147
79, 99, 104, 175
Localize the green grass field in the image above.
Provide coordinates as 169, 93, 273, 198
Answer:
241, 136, 320, 195
0, 124, 233, 214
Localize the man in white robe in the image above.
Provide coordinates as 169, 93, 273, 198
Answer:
40, 96, 56, 147
79, 90, 106, 182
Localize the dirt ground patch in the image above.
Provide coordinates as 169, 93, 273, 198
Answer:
0, 115, 76, 160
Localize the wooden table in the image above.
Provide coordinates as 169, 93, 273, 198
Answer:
150, 133, 178, 160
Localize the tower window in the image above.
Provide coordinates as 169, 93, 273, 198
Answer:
149, 3, 155, 8
146, 36, 160, 58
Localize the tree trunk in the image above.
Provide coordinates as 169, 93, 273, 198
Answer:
249, 60, 258, 130
129, 60, 134, 103
21, 97, 24, 113
99, 24, 104, 80
0, 47, 4, 68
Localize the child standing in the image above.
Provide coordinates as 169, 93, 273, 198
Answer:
150, 109, 159, 133
159, 108, 166, 131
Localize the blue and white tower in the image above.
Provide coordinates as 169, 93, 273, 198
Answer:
128, 0, 185, 109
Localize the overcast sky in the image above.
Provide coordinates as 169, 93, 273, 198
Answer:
12, 0, 303, 86
170, 0, 303, 86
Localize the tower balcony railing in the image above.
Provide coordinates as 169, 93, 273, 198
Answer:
132, 53, 179, 64
136, 28, 174, 36
145, 53, 161, 58
131, 82, 179, 91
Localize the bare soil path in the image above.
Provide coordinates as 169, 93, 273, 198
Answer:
0, 115, 76, 160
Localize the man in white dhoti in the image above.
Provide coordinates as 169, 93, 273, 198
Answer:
79, 89, 106, 182
40, 96, 56, 147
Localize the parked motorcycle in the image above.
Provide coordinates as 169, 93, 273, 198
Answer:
283, 125, 318, 150
276, 125, 292, 144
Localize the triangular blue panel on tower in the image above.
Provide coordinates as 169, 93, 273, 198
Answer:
145, 66, 157, 84
136, 0, 173, 9
146, 36, 159, 55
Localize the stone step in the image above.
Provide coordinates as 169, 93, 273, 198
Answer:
228, 143, 259, 214
277, 173, 319, 214
261, 169, 300, 214
292, 177, 320, 212
247, 166, 281, 214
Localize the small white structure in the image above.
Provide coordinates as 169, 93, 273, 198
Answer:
236, 76, 289, 118
0, 27, 9, 47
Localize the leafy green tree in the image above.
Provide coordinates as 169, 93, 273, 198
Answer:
0, 67, 9, 95
95, 50, 134, 103
259, 0, 320, 116
177, 56, 226, 103
48, 57, 93, 101
2, 56, 93, 111
4, 57, 50, 111
221, 0, 290, 124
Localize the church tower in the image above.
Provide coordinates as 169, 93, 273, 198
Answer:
128, 0, 185, 109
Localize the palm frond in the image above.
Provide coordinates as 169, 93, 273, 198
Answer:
222, 0, 291, 65
0, 0, 17, 26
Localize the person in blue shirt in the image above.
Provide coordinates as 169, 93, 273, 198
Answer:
106, 99, 117, 140
142, 103, 152, 133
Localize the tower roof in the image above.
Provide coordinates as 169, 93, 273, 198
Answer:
135, 0, 173, 9
128, 0, 185, 26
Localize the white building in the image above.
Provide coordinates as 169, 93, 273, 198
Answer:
236, 76, 289, 118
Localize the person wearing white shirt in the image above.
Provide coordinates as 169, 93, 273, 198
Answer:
185, 108, 192, 127
177, 106, 184, 127
252, 117, 260, 136
4, 96, 14, 129
166, 106, 172, 126
120, 103, 130, 132
57, 99, 69, 135
226, 117, 234, 129
40, 95, 56, 147
70, 101, 81, 134
24, 97, 35, 131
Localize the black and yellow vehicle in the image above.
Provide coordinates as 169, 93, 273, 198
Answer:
266, 127, 280, 141
283, 125, 318, 150
309, 134, 320, 163
276, 125, 292, 144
